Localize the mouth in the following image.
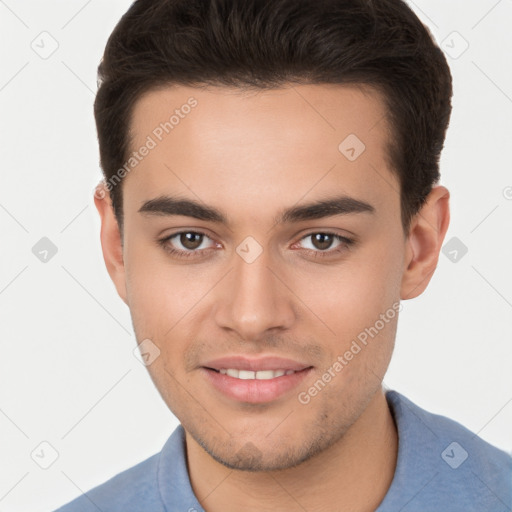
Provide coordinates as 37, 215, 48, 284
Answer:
200, 356, 313, 404
208, 368, 300, 380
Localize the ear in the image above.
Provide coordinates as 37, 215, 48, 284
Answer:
400, 185, 450, 300
94, 182, 128, 305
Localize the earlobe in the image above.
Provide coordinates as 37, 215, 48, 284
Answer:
400, 185, 450, 300
94, 182, 128, 305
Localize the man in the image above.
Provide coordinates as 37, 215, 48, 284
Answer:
55, 0, 512, 510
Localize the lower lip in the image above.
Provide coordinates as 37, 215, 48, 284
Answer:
201, 367, 313, 404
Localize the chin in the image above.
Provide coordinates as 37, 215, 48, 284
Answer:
192, 428, 330, 472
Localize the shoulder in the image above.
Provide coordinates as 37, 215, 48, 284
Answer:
53, 425, 198, 512
383, 390, 512, 511
390, 390, 512, 470
53, 451, 164, 512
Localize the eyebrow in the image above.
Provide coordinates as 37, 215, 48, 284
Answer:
138, 194, 375, 225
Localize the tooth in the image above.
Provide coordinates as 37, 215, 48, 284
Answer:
221, 368, 296, 380
238, 370, 256, 380
255, 370, 275, 380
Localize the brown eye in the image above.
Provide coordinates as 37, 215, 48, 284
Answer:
179, 232, 204, 250
295, 232, 355, 258
159, 231, 216, 258
310, 233, 335, 250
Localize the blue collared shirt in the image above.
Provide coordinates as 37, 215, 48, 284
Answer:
54, 390, 512, 511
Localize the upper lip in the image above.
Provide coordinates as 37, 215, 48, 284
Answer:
202, 356, 312, 372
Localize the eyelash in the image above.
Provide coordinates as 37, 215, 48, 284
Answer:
158, 230, 355, 260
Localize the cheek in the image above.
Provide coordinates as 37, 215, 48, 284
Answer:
124, 243, 208, 330
293, 242, 402, 384
296, 243, 402, 335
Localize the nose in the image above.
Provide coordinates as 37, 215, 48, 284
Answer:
213, 248, 296, 342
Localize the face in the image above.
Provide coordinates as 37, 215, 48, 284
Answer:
105, 83, 411, 471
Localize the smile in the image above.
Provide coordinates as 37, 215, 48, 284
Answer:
202, 365, 313, 404
215, 368, 297, 380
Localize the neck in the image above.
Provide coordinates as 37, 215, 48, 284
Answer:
185, 388, 398, 512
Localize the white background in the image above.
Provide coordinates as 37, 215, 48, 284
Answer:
1, 1, 511, 510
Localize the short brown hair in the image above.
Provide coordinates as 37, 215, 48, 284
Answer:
94, 0, 453, 233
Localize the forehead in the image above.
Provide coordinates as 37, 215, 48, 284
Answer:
129, 83, 390, 153
124, 83, 399, 225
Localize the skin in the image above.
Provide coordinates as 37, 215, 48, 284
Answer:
95, 83, 450, 511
